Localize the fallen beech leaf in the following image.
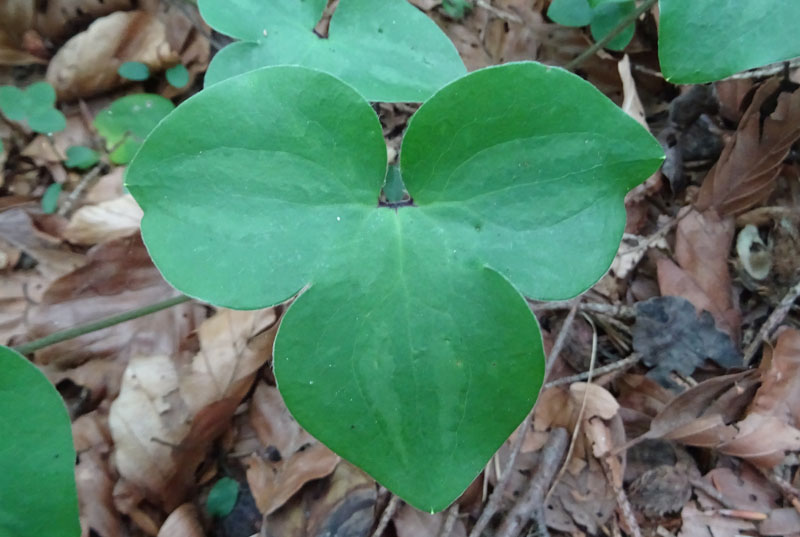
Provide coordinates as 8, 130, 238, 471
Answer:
717, 413, 800, 468
633, 296, 741, 387
679, 501, 755, 537
394, 503, 467, 537
569, 382, 619, 420
657, 207, 740, 339
696, 79, 800, 217
46, 11, 178, 100
245, 383, 339, 515
751, 328, 800, 428
63, 194, 143, 245
109, 308, 277, 510
25, 234, 203, 370
158, 504, 205, 537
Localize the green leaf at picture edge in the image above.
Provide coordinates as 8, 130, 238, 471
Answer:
41, 182, 62, 214
94, 94, 175, 165
206, 477, 239, 517
65, 145, 100, 169
0, 139, 4, 154
125, 63, 663, 511
547, 0, 592, 27
118, 61, 150, 81
0, 346, 80, 537
590, 1, 636, 51
166, 64, 190, 88
0, 86, 27, 121
659, 0, 800, 83
198, 0, 466, 102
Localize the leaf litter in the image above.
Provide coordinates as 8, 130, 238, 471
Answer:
2, 2, 800, 537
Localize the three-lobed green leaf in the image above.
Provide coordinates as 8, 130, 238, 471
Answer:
0, 346, 79, 537
126, 63, 663, 511
198, 0, 466, 101
0, 82, 66, 134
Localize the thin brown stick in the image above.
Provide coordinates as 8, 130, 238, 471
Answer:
438, 504, 460, 537
543, 298, 581, 383
744, 279, 800, 365
530, 301, 636, 320
495, 428, 569, 537
609, 479, 643, 537
689, 477, 737, 510
371, 494, 399, 537
57, 162, 108, 217
543, 353, 642, 389
468, 414, 532, 537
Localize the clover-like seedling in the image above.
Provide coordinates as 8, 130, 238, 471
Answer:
548, 0, 636, 51
0, 82, 66, 134
198, 0, 466, 101
126, 63, 663, 511
94, 94, 175, 165
0, 346, 79, 537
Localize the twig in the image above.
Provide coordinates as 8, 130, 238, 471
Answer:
475, 0, 523, 23
57, 162, 108, 217
565, 0, 658, 70
370, 494, 399, 537
468, 414, 532, 537
543, 353, 642, 389
722, 57, 800, 80
743, 279, 800, 366
609, 478, 643, 537
689, 477, 737, 510
530, 301, 636, 320
438, 504, 460, 537
495, 428, 569, 537
543, 298, 581, 383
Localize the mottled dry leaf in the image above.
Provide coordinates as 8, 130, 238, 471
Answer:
25, 234, 203, 370
760, 508, 800, 537
717, 413, 800, 468
696, 79, 800, 217
64, 195, 143, 245
751, 328, 800, 428
246, 383, 339, 515
657, 207, 740, 340
109, 308, 277, 510
679, 501, 755, 537
158, 504, 205, 537
394, 503, 467, 537
705, 467, 780, 513
46, 11, 178, 100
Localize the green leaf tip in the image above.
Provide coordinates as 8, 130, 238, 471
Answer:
197, 0, 466, 101
0, 346, 80, 537
126, 63, 663, 511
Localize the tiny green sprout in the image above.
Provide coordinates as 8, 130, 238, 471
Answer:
118, 61, 151, 81
0, 82, 66, 134
41, 183, 62, 214
206, 477, 239, 518
441, 0, 473, 19
166, 64, 190, 88
64, 145, 100, 170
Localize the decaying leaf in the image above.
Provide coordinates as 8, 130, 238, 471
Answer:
394, 503, 467, 537
46, 11, 178, 100
157, 504, 205, 537
63, 194, 143, 246
751, 328, 800, 427
679, 501, 755, 537
696, 79, 800, 216
109, 308, 277, 510
633, 296, 741, 386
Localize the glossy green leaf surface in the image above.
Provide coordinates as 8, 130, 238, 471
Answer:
94, 94, 174, 164
198, 0, 466, 101
659, 0, 800, 83
166, 64, 190, 88
118, 61, 150, 81
65, 145, 100, 169
126, 64, 663, 510
0, 346, 79, 537
206, 477, 239, 517
0, 82, 66, 134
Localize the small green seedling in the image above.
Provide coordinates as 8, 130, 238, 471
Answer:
93, 94, 175, 165
0, 346, 80, 537
126, 63, 664, 511
548, 0, 635, 51
0, 82, 66, 134
166, 64, 190, 88
441, 0, 473, 20
41, 183, 62, 214
206, 477, 239, 518
198, 0, 466, 101
118, 61, 151, 81
64, 145, 100, 170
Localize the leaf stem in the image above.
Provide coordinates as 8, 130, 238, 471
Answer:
11, 294, 192, 355
565, 0, 659, 71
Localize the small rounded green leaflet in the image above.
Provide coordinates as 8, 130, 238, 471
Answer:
94, 94, 175, 165
206, 477, 239, 517
166, 64, 190, 88
125, 64, 663, 511
118, 61, 150, 81
659, 0, 800, 83
547, 0, 634, 51
0, 82, 66, 134
41, 182, 62, 214
198, 0, 466, 102
0, 346, 80, 537
65, 145, 100, 169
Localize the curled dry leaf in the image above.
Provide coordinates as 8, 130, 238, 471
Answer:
394, 503, 467, 537
751, 328, 800, 427
657, 207, 740, 340
63, 194, 143, 246
245, 383, 340, 515
569, 382, 620, 420
157, 504, 205, 537
46, 11, 178, 100
716, 413, 800, 468
109, 308, 277, 511
696, 79, 800, 217
0, 272, 49, 345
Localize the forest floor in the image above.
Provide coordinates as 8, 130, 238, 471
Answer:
1, 1, 800, 537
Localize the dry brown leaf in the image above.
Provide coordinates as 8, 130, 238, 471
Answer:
716, 413, 800, 468
157, 504, 205, 537
751, 328, 800, 428
569, 382, 620, 420
109, 308, 277, 511
678, 501, 755, 537
706, 467, 780, 513
0, 271, 48, 345
394, 503, 467, 537
245, 383, 340, 515
63, 195, 143, 245
25, 234, 203, 370
47, 11, 178, 100
657, 207, 740, 340
696, 79, 800, 217
760, 508, 800, 537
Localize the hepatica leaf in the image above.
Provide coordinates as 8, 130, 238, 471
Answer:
659, 0, 800, 83
126, 64, 664, 511
198, 0, 466, 101
0, 346, 79, 537
94, 94, 175, 165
